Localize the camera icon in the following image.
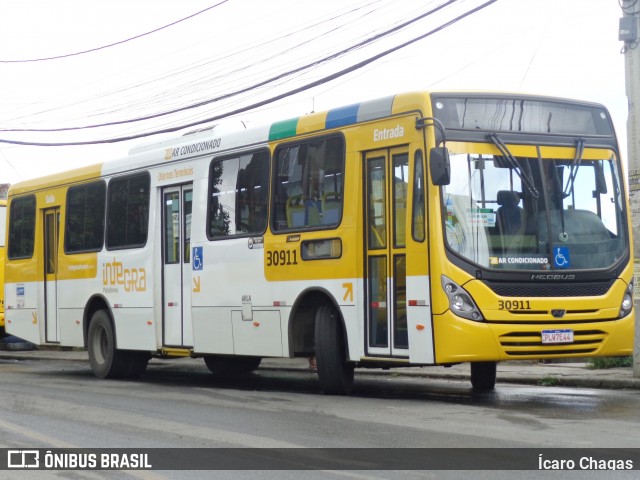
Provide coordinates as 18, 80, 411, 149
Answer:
7, 450, 39, 468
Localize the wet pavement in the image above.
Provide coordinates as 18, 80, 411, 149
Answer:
1, 336, 638, 390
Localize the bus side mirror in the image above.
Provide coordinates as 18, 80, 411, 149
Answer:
430, 147, 450, 186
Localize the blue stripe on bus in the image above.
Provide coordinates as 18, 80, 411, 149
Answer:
325, 104, 360, 129
269, 96, 395, 140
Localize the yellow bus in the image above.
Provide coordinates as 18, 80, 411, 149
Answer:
4, 91, 634, 393
0, 199, 6, 335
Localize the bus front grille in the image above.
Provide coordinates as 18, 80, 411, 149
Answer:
499, 329, 606, 356
486, 280, 614, 298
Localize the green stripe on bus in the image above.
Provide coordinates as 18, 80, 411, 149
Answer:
269, 118, 299, 141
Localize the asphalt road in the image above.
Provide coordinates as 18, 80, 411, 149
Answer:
0, 356, 638, 479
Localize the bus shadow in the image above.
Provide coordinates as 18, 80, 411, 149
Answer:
130, 362, 495, 405
47, 359, 611, 417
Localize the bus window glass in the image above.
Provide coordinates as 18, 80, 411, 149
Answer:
106, 173, 150, 249
65, 181, 106, 253
273, 136, 344, 231
208, 151, 269, 238
442, 150, 626, 270
393, 153, 408, 247
368, 157, 386, 248
412, 150, 425, 242
368, 255, 388, 347
184, 189, 192, 263
8, 196, 36, 259
562, 160, 621, 236
164, 191, 180, 264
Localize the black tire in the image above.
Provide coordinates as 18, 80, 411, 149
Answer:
203, 355, 261, 377
314, 304, 354, 395
123, 351, 151, 378
470, 361, 497, 391
87, 310, 129, 379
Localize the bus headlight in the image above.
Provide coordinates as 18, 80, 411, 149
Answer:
619, 281, 634, 318
441, 275, 484, 321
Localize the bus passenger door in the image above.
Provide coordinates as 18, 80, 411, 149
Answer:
364, 148, 409, 357
162, 185, 193, 347
43, 208, 60, 343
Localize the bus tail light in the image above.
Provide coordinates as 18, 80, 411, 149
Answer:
619, 281, 634, 318
441, 275, 484, 322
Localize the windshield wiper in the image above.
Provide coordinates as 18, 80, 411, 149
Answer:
487, 133, 539, 198
562, 138, 585, 198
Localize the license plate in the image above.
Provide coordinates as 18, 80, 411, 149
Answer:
541, 329, 574, 344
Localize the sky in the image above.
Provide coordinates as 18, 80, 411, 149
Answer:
0, 0, 629, 185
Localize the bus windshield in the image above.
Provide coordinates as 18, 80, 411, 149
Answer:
442, 144, 627, 271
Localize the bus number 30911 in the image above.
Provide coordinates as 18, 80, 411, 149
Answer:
497, 300, 531, 310
266, 249, 299, 266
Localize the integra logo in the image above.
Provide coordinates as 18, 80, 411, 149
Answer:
103, 259, 147, 292
530, 274, 576, 280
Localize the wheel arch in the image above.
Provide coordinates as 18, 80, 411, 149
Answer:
83, 295, 114, 348
287, 287, 347, 358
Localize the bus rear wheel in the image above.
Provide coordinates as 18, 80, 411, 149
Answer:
124, 351, 151, 378
470, 361, 497, 391
88, 310, 140, 379
203, 355, 261, 377
314, 304, 354, 395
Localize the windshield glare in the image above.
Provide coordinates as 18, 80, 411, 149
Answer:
442, 148, 627, 271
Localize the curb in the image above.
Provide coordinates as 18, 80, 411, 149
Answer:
261, 364, 640, 390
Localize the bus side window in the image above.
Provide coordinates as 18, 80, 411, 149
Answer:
65, 181, 106, 254
207, 150, 269, 238
273, 136, 344, 232
106, 173, 150, 249
236, 151, 269, 234
321, 191, 341, 224
8, 195, 36, 259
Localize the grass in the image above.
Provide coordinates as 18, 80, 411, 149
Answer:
537, 376, 559, 386
587, 356, 633, 369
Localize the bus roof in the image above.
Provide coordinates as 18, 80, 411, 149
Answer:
7, 91, 613, 196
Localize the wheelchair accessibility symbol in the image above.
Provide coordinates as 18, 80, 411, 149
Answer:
192, 246, 203, 271
553, 246, 570, 269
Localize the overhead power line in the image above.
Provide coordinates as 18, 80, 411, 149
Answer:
0, 0, 384, 127
0, 0, 498, 146
0, 1, 229, 64
0, 0, 387, 130
1, 0, 452, 133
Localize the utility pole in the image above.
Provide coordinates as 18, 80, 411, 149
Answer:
620, 0, 640, 376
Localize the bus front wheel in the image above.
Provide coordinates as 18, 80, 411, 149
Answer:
88, 310, 130, 379
470, 361, 497, 391
314, 304, 354, 395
